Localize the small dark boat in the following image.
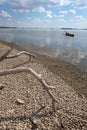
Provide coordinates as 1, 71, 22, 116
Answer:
65, 32, 74, 37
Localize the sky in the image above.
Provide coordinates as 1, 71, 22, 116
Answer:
0, 0, 87, 28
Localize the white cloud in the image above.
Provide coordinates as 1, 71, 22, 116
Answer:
49, 0, 71, 6
79, 6, 87, 10
75, 15, 85, 21
59, 0, 71, 6
69, 9, 76, 14
58, 9, 76, 17
0, 0, 87, 10
75, 0, 87, 6
74, 0, 87, 9
46, 10, 53, 18
36, 7, 45, 13
13, 9, 29, 13
0, 10, 12, 19
76, 15, 82, 19
47, 13, 52, 18
59, 10, 68, 15
1, 0, 87, 14
76, 15, 83, 19
0, 0, 73, 13
33, 6, 53, 18
58, 10, 68, 17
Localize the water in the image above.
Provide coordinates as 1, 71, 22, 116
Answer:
0, 28, 87, 71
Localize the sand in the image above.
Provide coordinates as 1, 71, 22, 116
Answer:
0, 41, 87, 130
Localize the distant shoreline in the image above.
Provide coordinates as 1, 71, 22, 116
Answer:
0, 27, 87, 30
0, 27, 16, 28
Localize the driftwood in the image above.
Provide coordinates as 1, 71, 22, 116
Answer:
0, 67, 58, 110
0, 46, 58, 111
0, 47, 35, 61
6, 51, 36, 60
0, 47, 12, 61
0, 67, 54, 88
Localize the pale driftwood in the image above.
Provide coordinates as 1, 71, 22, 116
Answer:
0, 67, 54, 88
0, 47, 12, 61
6, 51, 36, 60
0, 67, 58, 105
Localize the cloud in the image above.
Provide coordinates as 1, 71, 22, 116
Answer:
1, 0, 87, 10
34, 7, 45, 13
75, 15, 85, 21
13, 9, 29, 13
46, 13, 52, 18
58, 10, 68, 17
79, 6, 87, 10
34, 6, 53, 18
46, 10, 53, 18
0, 10, 12, 19
59, 10, 68, 15
74, 0, 87, 10
1, 0, 87, 14
49, 0, 71, 6
76, 15, 82, 19
0, 0, 73, 13
59, 0, 71, 6
69, 9, 76, 14
75, 0, 87, 6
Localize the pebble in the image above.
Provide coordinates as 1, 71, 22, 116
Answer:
16, 98, 25, 105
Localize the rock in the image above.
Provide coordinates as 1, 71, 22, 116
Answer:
16, 98, 25, 105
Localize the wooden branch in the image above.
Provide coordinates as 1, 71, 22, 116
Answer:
6, 51, 36, 60
0, 67, 58, 105
0, 47, 12, 61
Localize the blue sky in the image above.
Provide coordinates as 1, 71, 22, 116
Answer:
0, 0, 87, 28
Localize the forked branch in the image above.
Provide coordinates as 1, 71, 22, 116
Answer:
0, 67, 58, 108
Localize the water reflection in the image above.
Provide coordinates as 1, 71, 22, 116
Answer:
0, 28, 87, 71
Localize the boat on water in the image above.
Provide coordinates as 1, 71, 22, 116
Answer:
65, 32, 74, 37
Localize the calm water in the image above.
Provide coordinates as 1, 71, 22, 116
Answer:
0, 28, 87, 71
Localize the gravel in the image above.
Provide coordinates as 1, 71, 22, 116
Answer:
0, 41, 87, 130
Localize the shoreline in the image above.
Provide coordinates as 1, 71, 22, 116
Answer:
0, 41, 87, 99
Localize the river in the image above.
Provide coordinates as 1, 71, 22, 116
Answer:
0, 28, 87, 71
